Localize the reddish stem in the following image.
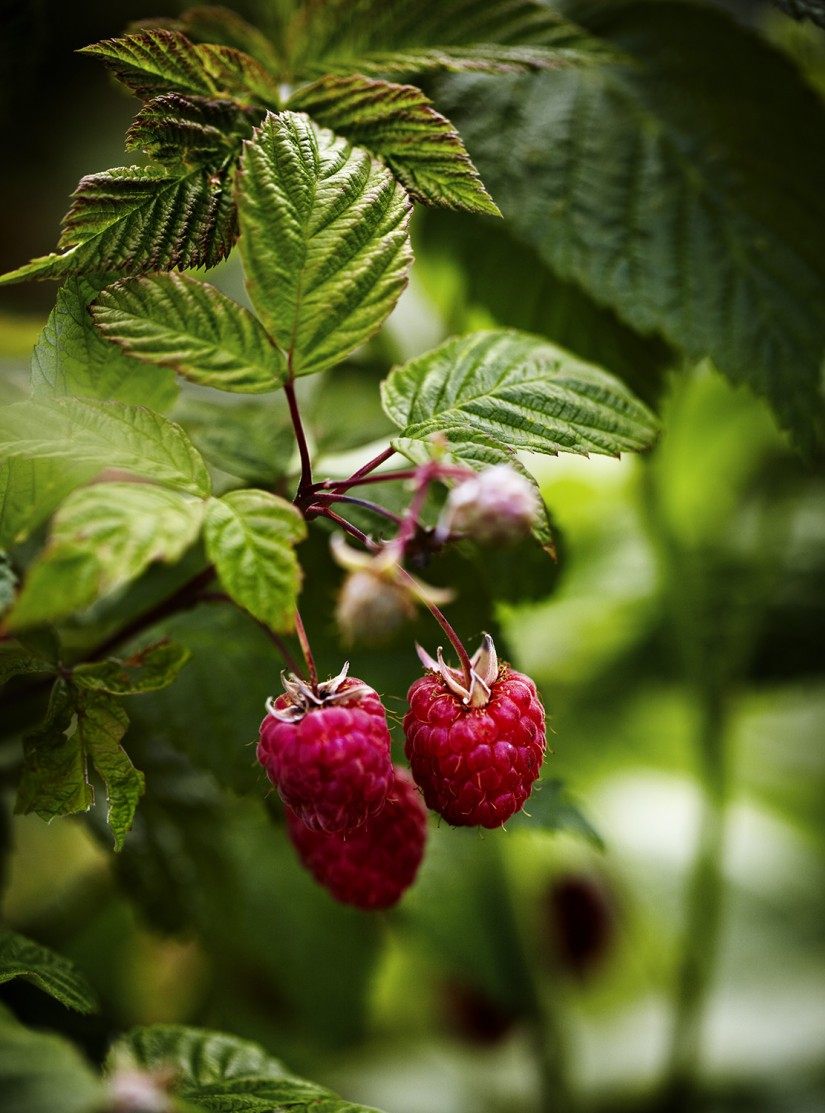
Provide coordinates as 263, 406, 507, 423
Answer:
316, 507, 375, 548
293, 610, 318, 689
395, 565, 474, 686
312, 491, 403, 524
284, 380, 313, 496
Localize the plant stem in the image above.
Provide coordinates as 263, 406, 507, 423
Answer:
311, 492, 403, 524
284, 379, 313, 496
337, 444, 396, 484
317, 507, 375, 548
87, 567, 217, 661
293, 610, 318, 689
394, 565, 473, 686
661, 684, 729, 1110
312, 468, 420, 493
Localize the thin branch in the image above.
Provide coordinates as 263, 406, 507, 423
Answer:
312, 491, 403, 524
284, 379, 313, 495
316, 507, 375, 548
293, 610, 318, 689
395, 565, 473, 685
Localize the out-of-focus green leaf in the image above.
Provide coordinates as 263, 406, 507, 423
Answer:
0, 458, 95, 548
75, 692, 143, 851
0, 645, 53, 687
204, 489, 306, 633
0, 1011, 102, 1113
0, 397, 211, 495
92, 274, 287, 394
0, 929, 99, 1014
15, 682, 92, 823
289, 75, 499, 216
237, 111, 413, 376
0, 552, 15, 614
7, 484, 205, 630
436, 1, 825, 448
508, 777, 604, 847
383, 330, 659, 457
30, 277, 177, 411
111, 1024, 384, 1111
73, 640, 191, 696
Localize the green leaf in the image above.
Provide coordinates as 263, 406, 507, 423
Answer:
126, 92, 261, 165
73, 639, 192, 695
0, 645, 54, 687
507, 778, 604, 847
237, 111, 413, 376
0, 930, 99, 1014
436, 2, 825, 448
30, 277, 177, 410
153, 5, 284, 72
15, 682, 144, 849
173, 396, 295, 485
110, 1025, 384, 1112
773, 0, 825, 29
80, 29, 280, 107
75, 692, 143, 851
15, 681, 93, 823
92, 274, 287, 393
0, 552, 17, 614
204, 489, 306, 633
0, 164, 237, 285
0, 397, 211, 495
0, 458, 95, 548
0, 1011, 103, 1113
294, 0, 608, 79
8, 483, 205, 630
382, 329, 659, 458
289, 75, 499, 216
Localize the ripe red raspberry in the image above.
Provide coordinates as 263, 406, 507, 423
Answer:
286, 767, 427, 910
403, 635, 546, 828
258, 665, 392, 834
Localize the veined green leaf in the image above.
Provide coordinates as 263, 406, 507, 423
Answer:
7, 483, 205, 630
151, 5, 285, 72
437, 2, 825, 448
15, 682, 92, 823
0, 164, 237, 285
92, 274, 287, 393
382, 329, 658, 457
204, 489, 306, 633
110, 1025, 384, 1112
15, 682, 143, 850
0, 930, 99, 1014
73, 640, 192, 696
80, 28, 280, 107
126, 91, 261, 165
75, 693, 143, 851
173, 395, 295, 484
289, 75, 499, 216
293, 0, 607, 79
0, 397, 211, 495
0, 1011, 103, 1113
0, 458, 96, 548
237, 111, 413, 376
0, 645, 54, 687
31, 277, 177, 410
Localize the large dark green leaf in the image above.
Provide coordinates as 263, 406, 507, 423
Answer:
0, 1012, 102, 1113
435, 1, 825, 448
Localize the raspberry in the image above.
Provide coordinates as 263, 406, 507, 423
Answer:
258, 665, 392, 833
403, 635, 546, 828
286, 767, 428, 910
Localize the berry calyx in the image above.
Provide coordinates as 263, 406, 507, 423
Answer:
403, 635, 546, 828
258, 663, 393, 834
286, 766, 428, 910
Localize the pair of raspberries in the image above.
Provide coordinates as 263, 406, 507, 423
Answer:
258, 636, 547, 910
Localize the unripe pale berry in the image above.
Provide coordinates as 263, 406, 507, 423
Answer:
286, 767, 428, 910
336, 568, 416, 644
441, 464, 539, 545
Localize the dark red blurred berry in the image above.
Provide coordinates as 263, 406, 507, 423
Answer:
258, 668, 392, 834
443, 981, 516, 1045
548, 874, 615, 977
403, 637, 546, 828
286, 767, 428, 910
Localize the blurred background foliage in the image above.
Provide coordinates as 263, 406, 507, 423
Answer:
1, 1, 824, 1112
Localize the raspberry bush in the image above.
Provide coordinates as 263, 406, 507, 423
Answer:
1, 2, 823, 1112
